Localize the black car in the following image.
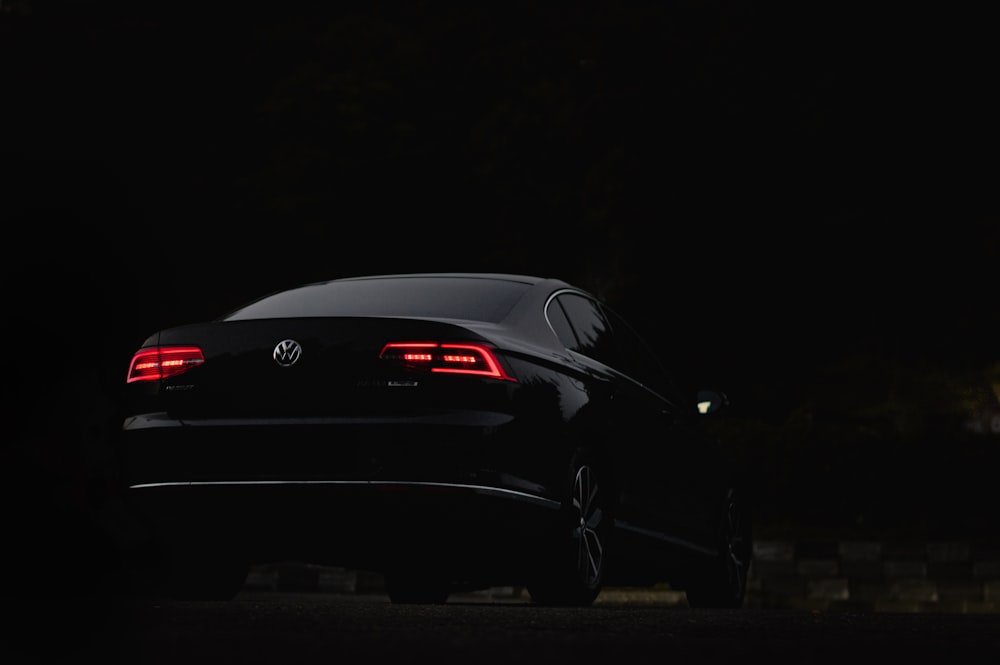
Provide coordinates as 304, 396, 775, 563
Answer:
121, 273, 751, 606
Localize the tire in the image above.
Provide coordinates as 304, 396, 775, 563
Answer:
161, 554, 250, 601
384, 570, 450, 604
685, 485, 752, 609
134, 538, 249, 601
527, 448, 611, 607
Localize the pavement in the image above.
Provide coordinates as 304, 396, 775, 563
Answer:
241, 536, 1000, 613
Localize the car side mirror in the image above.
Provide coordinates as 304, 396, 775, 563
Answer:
695, 389, 729, 415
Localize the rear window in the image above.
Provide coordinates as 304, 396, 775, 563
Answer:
224, 276, 532, 323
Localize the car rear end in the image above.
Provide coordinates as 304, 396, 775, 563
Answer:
121, 314, 562, 574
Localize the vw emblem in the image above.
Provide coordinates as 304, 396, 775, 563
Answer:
273, 339, 303, 367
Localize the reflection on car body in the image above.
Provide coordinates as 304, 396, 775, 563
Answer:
121, 273, 751, 606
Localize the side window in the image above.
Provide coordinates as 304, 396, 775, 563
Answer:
545, 297, 579, 349
555, 293, 615, 367
603, 306, 670, 395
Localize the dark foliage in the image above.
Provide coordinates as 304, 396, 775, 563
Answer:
2, 2, 998, 563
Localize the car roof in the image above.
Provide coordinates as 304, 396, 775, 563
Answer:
327, 273, 548, 285
219, 272, 586, 326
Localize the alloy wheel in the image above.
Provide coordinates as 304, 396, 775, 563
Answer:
722, 487, 750, 603
572, 465, 604, 586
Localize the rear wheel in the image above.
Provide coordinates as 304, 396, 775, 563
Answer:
527, 449, 611, 606
132, 535, 249, 601
384, 569, 450, 604
165, 560, 249, 601
685, 485, 752, 609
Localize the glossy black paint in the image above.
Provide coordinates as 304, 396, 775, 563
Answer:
121, 273, 750, 606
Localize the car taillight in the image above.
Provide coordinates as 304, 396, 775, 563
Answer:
379, 342, 516, 381
127, 346, 205, 383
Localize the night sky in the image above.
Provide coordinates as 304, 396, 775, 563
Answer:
3, 2, 999, 542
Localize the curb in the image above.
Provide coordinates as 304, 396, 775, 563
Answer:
747, 538, 1000, 613
242, 565, 689, 605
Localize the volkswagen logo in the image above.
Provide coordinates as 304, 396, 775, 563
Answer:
273, 339, 303, 367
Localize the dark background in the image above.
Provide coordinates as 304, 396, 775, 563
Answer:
2, 1, 998, 588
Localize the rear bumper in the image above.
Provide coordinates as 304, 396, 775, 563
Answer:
121, 410, 551, 487
126, 478, 562, 580
121, 411, 565, 577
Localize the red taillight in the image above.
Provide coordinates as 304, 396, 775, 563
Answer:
379, 342, 516, 381
127, 346, 205, 383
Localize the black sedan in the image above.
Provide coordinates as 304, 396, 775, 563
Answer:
121, 273, 751, 606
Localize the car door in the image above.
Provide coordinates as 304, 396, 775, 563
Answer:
552, 292, 722, 551
603, 305, 727, 549
546, 292, 672, 532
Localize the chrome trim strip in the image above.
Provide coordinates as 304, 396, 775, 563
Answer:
614, 519, 718, 558
123, 411, 515, 430
128, 479, 560, 510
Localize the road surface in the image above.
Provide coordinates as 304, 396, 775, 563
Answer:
6, 590, 999, 664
